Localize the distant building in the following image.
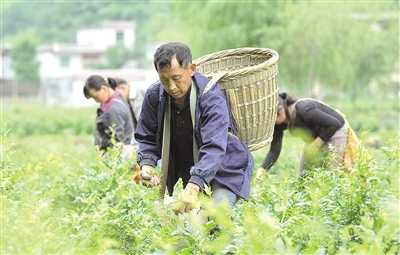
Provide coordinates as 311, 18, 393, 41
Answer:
0, 45, 18, 97
37, 20, 136, 81
42, 68, 158, 107
77, 21, 135, 50
37, 44, 105, 79
34, 20, 145, 105
0, 45, 14, 80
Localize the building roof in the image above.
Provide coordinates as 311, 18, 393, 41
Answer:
43, 68, 158, 82
80, 20, 135, 30
37, 43, 105, 55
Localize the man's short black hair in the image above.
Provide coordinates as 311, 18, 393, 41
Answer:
153, 42, 192, 71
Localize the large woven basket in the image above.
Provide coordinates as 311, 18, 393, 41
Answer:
194, 48, 279, 151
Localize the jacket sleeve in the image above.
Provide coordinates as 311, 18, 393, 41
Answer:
106, 106, 131, 145
134, 87, 161, 167
94, 113, 110, 150
95, 108, 126, 149
189, 84, 229, 188
261, 124, 285, 170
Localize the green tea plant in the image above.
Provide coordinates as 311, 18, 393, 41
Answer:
2, 103, 399, 254
4, 102, 94, 136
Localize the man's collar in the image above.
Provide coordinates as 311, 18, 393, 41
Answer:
172, 83, 192, 109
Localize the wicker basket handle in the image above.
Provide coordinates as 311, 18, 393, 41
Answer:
202, 72, 228, 95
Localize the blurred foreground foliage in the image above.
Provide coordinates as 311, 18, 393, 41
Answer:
2, 102, 399, 254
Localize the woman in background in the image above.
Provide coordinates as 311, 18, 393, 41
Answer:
83, 75, 134, 157
260, 92, 362, 176
105, 77, 157, 185
108, 77, 145, 136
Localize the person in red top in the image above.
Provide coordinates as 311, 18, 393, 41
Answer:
83, 75, 134, 157
107, 77, 143, 132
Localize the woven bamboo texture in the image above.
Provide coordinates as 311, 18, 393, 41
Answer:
194, 48, 279, 151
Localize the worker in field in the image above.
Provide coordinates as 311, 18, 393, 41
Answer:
134, 42, 253, 213
108, 77, 146, 146
108, 77, 145, 132
83, 75, 134, 159
258, 92, 366, 177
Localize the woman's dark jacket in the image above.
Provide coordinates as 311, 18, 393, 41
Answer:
262, 99, 345, 169
94, 92, 134, 150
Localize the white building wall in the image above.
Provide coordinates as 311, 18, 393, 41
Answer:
71, 79, 96, 107
0, 54, 14, 80
122, 28, 135, 48
43, 69, 156, 107
38, 52, 58, 78
77, 28, 135, 49
38, 52, 83, 79
66, 55, 83, 73
77, 29, 116, 50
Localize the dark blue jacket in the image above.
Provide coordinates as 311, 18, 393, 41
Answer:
135, 72, 253, 198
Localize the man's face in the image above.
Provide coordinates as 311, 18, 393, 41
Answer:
157, 57, 195, 100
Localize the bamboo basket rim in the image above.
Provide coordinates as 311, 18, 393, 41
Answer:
193, 47, 279, 79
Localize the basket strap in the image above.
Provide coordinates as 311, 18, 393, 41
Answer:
160, 96, 171, 198
203, 72, 227, 95
160, 84, 198, 198
190, 83, 199, 163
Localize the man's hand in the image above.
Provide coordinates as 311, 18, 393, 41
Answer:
132, 164, 160, 187
132, 163, 142, 183
141, 165, 160, 187
171, 183, 200, 214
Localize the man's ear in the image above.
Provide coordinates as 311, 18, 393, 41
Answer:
189, 63, 196, 76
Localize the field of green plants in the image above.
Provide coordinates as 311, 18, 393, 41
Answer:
2, 100, 399, 254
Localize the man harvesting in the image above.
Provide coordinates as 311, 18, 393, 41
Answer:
135, 42, 253, 213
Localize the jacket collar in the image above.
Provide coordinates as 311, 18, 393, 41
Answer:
100, 91, 120, 112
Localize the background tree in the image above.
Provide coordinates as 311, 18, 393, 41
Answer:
4, 0, 399, 98
11, 32, 40, 84
105, 46, 133, 69
153, 0, 398, 99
